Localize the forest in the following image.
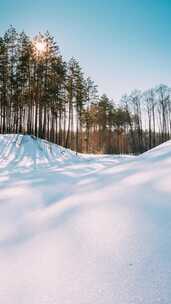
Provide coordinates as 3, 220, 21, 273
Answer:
0, 26, 171, 154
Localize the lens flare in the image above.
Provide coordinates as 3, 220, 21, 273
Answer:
32, 37, 47, 59
34, 41, 46, 54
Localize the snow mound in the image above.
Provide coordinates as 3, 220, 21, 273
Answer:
0, 134, 78, 169
141, 139, 171, 161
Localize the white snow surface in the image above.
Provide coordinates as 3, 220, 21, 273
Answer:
0, 134, 171, 304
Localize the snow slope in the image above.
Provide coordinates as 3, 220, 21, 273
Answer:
0, 134, 78, 169
0, 134, 171, 304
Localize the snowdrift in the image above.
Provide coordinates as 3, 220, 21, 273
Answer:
0, 134, 78, 170
0, 134, 171, 304
140, 139, 171, 161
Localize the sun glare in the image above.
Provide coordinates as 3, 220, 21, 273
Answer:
35, 41, 46, 53
33, 38, 47, 58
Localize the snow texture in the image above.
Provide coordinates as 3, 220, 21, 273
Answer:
0, 134, 171, 304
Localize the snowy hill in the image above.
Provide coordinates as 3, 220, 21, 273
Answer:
0, 134, 78, 170
0, 134, 171, 304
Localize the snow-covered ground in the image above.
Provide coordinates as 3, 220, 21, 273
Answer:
0, 134, 171, 304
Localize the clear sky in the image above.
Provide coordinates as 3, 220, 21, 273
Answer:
0, 0, 171, 100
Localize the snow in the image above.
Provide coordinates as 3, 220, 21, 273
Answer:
0, 134, 171, 304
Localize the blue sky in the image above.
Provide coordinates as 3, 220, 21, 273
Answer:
0, 0, 171, 100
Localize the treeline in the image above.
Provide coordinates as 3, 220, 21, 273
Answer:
0, 26, 171, 154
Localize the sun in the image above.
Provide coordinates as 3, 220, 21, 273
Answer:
35, 41, 46, 54
33, 37, 47, 58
